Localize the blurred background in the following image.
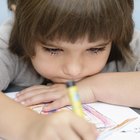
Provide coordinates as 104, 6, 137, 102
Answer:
133, 0, 140, 29
0, 0, 140, 29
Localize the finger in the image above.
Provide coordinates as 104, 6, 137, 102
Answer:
43, 96, 70, 111
42, 128, 61, 140
16, 88, 50, 102
59, 126, 81, 140
17, 93, 49, 106
46, 111, 81, 140
16, 85, 51, 96
18, 90, 67, 106
56, 111, 97, 140
72, 119, 97, 140
16, 86, 60, 102
16, 84, 67, 101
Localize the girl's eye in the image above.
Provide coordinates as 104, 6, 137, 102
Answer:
87, 47, 106, 54
43, 47, 63, 55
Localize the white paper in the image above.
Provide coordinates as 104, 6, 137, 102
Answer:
103, 116, 140, 140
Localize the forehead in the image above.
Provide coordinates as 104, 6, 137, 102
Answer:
41, 37, 110, 48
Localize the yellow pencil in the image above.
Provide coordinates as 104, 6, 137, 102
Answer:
66, 81, 84, 118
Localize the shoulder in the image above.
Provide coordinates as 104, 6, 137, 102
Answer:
0, 17, 14, 49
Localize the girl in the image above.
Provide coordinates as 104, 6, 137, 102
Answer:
0, 0, 139, 139
14, 0, 140, 111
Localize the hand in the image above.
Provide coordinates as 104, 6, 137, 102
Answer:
24, 111, 98, 140
15, 84, 69, 107
44, 80, 96, 111
16, 79, 96, 111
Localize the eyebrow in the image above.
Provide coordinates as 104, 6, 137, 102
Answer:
43, 41, 110, 48
44, 43, 61, 48
92, 41, 110, 48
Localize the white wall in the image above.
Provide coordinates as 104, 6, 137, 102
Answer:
133, 0, 140, 29
0, 0, 10, 25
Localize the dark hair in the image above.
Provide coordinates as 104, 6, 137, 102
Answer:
9, 0, 134, 63
7, 0, 17, 10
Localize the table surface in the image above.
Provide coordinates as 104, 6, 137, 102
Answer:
132, 108, 140, 114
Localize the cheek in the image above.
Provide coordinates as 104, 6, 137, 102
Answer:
97, 46, 111, 67
31, 57, 58, 78
87, 59, 107, 74
87, 52, 110, 74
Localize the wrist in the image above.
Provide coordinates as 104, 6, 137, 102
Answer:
77, 79, 97, 103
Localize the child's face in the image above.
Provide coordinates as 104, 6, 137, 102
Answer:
31, 37, 111, 83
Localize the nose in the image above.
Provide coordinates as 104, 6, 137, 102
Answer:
63, 58, 83, 78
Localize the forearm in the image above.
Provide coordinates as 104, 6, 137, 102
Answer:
0, 92, 39, 140
86, 72, 140, 108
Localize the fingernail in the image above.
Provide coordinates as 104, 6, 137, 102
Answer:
43, 107, 57, 113
42, 106, 49, 112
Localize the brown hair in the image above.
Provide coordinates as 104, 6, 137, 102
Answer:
9, 0, 134, 63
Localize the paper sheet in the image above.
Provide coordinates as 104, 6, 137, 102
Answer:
101, 116, 140, 140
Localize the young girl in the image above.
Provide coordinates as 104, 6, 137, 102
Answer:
14, 0, 140, 110
0, 0, 139, 139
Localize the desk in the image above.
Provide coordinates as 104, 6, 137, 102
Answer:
132, 108, 140, 114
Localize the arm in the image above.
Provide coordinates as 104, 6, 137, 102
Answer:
0, 92, 38, 140
0, 92, 97, 140
79, 72, 140, 108
16, 72, 140, 110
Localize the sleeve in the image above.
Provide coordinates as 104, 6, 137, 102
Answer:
0, 18, 18, 91
0, 60, 11, 90
130, 30, 140, 71
0, 32, 18, 90
0, 48, 17, 91
134, 59, 140, 71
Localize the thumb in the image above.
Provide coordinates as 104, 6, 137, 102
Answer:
43, 96, 70, 112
